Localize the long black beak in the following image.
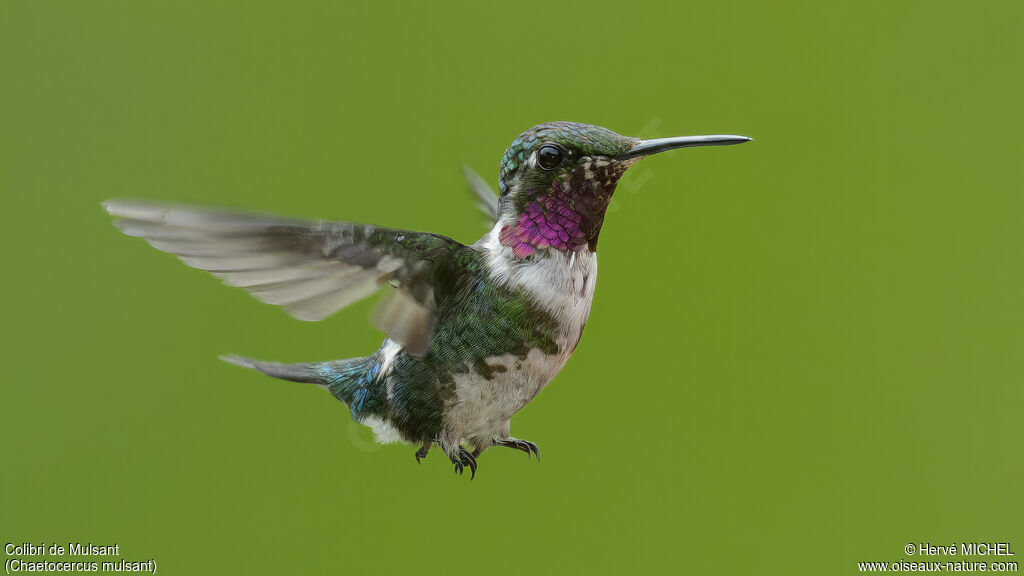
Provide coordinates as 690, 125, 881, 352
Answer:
620, 134, 752, 159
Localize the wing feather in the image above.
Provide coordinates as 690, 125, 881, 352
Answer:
105, 199, 470, 357
462, 165, 499, 223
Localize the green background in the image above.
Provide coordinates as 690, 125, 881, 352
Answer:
2, 1, 1021, 574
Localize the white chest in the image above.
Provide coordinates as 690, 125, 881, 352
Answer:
445, 229, 598, 441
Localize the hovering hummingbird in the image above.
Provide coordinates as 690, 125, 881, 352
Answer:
105, 122, 750, 478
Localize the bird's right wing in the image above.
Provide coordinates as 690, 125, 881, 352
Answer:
462, 165, 499, 223
105, 199, 473, 358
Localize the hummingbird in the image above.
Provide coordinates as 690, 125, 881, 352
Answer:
104, 122, 750, 478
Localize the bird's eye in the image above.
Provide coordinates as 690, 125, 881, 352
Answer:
537, 145, 564, 170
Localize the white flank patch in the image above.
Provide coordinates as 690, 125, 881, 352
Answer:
378, 339, 402, 374
377, 338, 402, 401
362, 415, 405, 444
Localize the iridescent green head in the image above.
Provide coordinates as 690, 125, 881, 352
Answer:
495, 122, 750, 258
497, 122, 636, 197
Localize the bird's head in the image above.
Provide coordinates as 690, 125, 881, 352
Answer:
495, 121, 749, 258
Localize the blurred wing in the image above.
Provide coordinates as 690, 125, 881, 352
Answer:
105, 199, 468, 357
461, 164, 498, 223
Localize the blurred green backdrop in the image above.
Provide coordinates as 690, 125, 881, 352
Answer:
1, 1, 1021, 574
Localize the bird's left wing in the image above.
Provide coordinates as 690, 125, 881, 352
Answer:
105, 199, 470, 358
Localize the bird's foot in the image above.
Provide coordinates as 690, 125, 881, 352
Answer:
494, 437, 540, 461
447, 446, 477, 480
414, 441, 432, 463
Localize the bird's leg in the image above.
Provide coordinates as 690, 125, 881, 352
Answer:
493, 437, 541, 461
414, 440, 433, 463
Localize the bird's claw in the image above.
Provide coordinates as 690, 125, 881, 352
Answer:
496, 438, 540, 461
414, 441, 431, 464
448, 446, 477, 479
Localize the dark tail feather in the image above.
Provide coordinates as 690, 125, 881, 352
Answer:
221, 354, 328, 385
220, 354, 367, 397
